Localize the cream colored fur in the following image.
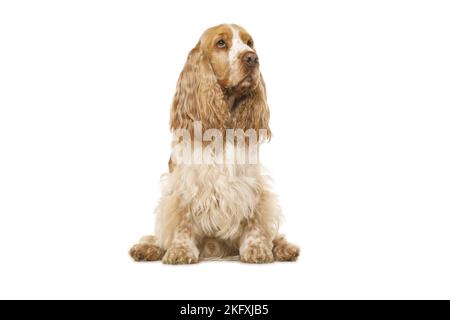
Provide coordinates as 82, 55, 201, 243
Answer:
156, 151, 280, 252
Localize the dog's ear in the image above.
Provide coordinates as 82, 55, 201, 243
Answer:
232, 73, 271, 141
170, 42, 228, 133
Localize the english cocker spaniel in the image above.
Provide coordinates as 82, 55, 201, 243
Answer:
130, 24, 299, 264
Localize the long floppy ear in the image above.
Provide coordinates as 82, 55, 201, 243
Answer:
232, 73, 272, 141
170, 42, 228, 133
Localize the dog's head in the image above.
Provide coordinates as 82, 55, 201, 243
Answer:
170, 24, 270, 138
200, 24, 260, 95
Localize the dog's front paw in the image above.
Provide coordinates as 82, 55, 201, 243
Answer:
240, 244, 274, 264
129, 243, 165, 262
273, 242, 300, 262
162, 245, 199, 265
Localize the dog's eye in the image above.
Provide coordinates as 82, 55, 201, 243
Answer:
247, 39, 254, 47
216, 40, 227, 49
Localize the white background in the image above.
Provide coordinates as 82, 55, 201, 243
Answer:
1, 0, 449, 299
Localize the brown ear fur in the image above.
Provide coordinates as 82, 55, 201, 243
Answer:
231, 75, 271, 141
170, 43, 229, 133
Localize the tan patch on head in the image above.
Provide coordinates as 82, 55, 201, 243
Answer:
200, 24, 233, 87
238, 29, 254, 49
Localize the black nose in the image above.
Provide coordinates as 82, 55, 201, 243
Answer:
243, 52, 259, 68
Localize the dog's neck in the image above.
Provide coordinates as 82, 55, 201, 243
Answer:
227, 95, 237, 113
226, 92, 248, 114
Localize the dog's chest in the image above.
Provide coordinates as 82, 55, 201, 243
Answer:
175, 164, 262, 239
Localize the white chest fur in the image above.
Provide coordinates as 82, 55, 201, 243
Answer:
164, 163, 263, 240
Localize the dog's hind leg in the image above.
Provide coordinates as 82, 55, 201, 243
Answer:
272, 235, 300, 262
129, 235, 165, 262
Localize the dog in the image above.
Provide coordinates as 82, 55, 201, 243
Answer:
130, 24, 299, 264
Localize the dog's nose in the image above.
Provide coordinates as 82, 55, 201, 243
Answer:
243, 52, 259, 68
